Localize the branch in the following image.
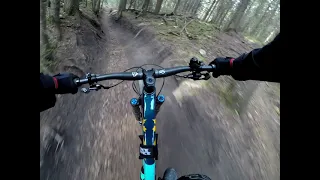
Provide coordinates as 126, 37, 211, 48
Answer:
133, 27, 147, 39
168, 31, 180, 36
180, 19, 194, 35
162, 14, 168, 25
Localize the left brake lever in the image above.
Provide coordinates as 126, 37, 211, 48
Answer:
81, 84, 110, 94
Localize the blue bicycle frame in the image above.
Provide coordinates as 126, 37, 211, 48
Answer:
140, 91, 157, 180
130, 84, 164, 180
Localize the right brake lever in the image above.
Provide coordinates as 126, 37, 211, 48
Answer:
185, 72, 211, 80
81, 87, 90, 93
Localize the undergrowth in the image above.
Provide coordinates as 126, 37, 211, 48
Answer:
40, 44, 57, 73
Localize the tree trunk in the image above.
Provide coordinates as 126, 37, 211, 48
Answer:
251, 2, 273, 35
128, 0, 135, 9
245, 0, 268, 33
181, 0, 188, 12
218, 7, 230, 27
240, 0, 255, 32
40, 0, 49, 48
142, 0, 150, 14
50, 0, 62, 40
64, 0, 79, 16
191, 0, 202, 16
182, 0, 191, 13
40, 0, 52, 60
211, 0, 224, 24
206, 0, 219, 22
186, 0, 196, 14
92, 0, 101, 15
243, 0, 254, 16
260, 2, 279, 29
117, 0, 127, 17
133, 0, 137, 9
173, 0, 181, 14
224, 0, 249, 32
148, 0, 153, 12
154, 0, 163, 14
258, 3, 279, 41
202, 0, 216, 21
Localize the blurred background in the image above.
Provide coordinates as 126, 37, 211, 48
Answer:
40, 0, 280, 179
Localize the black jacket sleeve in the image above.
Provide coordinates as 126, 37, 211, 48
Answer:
40, 73, 56, 112
231, 33, 280, 82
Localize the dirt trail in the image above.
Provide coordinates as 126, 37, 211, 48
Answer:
40, 10, 279, 180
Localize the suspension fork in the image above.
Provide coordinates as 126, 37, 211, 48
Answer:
130, 95, 165, 122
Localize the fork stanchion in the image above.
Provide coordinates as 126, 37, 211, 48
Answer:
155, 95, 165, 116
131, 98, 141, 121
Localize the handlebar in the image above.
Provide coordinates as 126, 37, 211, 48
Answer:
74, 65, 216, 86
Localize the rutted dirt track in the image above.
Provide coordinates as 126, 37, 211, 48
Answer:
40, 10, 279, 180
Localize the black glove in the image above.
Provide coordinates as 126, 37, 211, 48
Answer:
209, 57, 235, 78
53, 73, 79, 94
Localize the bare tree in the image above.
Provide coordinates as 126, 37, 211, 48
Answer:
40, 0, 49, 48
255, 2, 279, 41
202, 0, 216, 21
210, 0, 224, 24
243, 0, 268, 33
182, 0, 191, 13
217, 1, 233, 27
241, 0, 257, 32
206, 0, 219, 22
117, 0, 127, 17
142, 0, 150, 14
263, 3, 279, 27
64, 0, 79, 16
148, 0, 154, 11
101, 0, 104, 9
154, 0, 163, 14
252, 0, 279, 37
50, 0, 62, 40
250, 1, 273, 35
185, 0, 196, 14
133, 0, 138, 9
225, 0, 250, 32
191, 0, 202, 16
92, 0, 102, 15
40, 0, 53, 61
173, 0, 181, 14
128, 0, 136, 9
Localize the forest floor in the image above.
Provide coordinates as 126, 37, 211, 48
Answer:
40, 8, 280, 180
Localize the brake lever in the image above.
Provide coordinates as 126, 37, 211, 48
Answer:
81, 84, 109, 93
185, 72, 211, 80
201, 73, 211, 80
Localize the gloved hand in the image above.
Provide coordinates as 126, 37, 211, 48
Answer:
209, 57, 235, 78
53, 73, 79, 94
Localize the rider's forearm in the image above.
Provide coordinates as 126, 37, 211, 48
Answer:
40, 73, 56, 91
231, 33, 280, 83
40, 92, 56, 112
40, 73, 57, 112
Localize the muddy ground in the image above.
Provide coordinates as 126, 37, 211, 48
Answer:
40, 9, 280, 180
